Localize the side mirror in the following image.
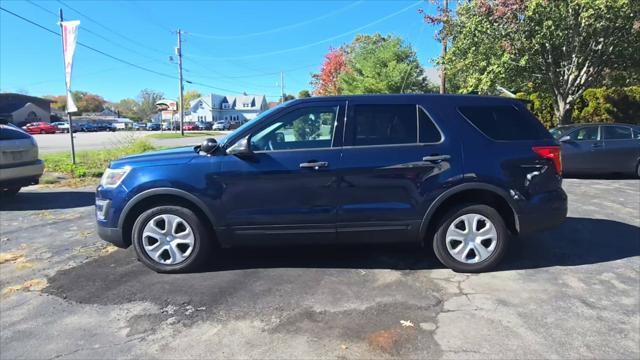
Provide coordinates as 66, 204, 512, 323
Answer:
200, 137, 218, 154
226, 136, 252, 157
559, 135, 571, 142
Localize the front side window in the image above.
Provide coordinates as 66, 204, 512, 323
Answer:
602, 125, 632, 140
351, 104, 417, 146
568, 126, 599, 141
251, 106, 337, 151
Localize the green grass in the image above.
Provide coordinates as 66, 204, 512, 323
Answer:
42, 138, 157, 178
145, 131, 223, 139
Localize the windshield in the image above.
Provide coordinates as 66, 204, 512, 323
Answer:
218, 103, 284, 146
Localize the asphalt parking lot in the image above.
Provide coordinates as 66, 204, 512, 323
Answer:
1, 179, 639, 359
33, 131, 228, 153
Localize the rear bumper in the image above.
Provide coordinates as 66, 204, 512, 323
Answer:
517, 188, 568, 235
0, 160, 44, 186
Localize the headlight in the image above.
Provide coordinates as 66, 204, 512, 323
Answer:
100, 167, 130, 188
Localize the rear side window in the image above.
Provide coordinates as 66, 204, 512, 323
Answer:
419, 107, 442, 143
0, 125, 31, 140
351, 104, 417, 146
459, 105, 551, 141
602, 125, 632, 140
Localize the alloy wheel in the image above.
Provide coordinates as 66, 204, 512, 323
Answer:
445, 213, 498, 264
141, 214, 195, 265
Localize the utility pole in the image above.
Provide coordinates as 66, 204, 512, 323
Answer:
280, 71, 284, 103
176, 29, 185, 136
58, 9, 76, 164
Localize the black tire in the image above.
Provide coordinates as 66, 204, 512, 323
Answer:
132, 205, 212, 273
432, 204, 509, 273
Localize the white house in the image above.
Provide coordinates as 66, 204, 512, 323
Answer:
187, 94, 268, 123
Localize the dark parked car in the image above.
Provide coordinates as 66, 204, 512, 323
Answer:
197, 122, 213, 130
96, 95, 567, 273
551, 123, 640, 177
94, 122, 117, 132
146, 123, 162, 131
78, 123, 98, 132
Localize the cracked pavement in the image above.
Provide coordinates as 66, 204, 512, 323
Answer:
1, 179, 639, 359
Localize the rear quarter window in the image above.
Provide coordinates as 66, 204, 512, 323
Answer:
458, 105, 551, 141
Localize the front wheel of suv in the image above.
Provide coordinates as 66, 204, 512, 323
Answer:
432, 204, 509, 273
132, 205, 211, 273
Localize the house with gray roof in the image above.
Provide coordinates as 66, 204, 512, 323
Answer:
0, 93, 53, 126
187, 93, 268, 123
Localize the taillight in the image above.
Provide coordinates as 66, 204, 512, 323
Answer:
532, 146, 562, 175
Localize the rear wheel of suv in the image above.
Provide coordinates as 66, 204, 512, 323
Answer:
132, 205, 211, 273
432, 204, 509, 273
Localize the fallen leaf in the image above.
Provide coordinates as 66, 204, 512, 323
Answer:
340, 344, 348, 350
2, 278, 48, 296
0, 251, 24, 264
400, 320, 414, 327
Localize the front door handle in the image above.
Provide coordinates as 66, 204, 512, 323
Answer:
592, 142, 603, 148
299, 161, 328, 170
422, 154, 451, 163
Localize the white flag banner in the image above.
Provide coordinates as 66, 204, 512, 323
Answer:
61, 20, 80, 113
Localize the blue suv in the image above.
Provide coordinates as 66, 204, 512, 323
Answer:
96, 95, 567, 273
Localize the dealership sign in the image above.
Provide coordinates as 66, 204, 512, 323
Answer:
156, 99, 177, 111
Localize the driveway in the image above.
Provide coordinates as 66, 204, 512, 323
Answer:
1, 179, 638, 359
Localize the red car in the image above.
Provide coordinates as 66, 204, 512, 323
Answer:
183, 123, 200, 131
22, 122, 58, 134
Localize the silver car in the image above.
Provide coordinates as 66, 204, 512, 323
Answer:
0, 123, 44, 196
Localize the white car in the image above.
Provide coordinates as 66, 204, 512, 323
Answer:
0, 123, 44, 196
212, 120, 230, 131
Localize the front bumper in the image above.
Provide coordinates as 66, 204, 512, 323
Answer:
96, 224, 128, 248
516, 188, 568, 235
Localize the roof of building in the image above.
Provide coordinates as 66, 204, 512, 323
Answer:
0, 101, 45, 114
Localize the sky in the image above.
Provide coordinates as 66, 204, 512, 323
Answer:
0, 0, 443, 103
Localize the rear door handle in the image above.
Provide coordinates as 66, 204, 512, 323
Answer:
299, 161, 328, 169
422, 155, 451, 163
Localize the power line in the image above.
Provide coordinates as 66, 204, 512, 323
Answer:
26, 0, 174, 69
188, 1, 364, 40
183, 58, 318, 79
0, 6, 293, 98
57, 0, 168, 56
1, 6, 176, 80
187, 1, 422, 61
126, 1, 173, 33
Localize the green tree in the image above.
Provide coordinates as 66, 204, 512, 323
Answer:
182, 90, 202, 112
445, 0, 640, 125
136, 89, 164, 122
339, 34, 434, 94
298, 89, 311, 98
114, 98, 140, 121
573, 86, 640, 124
45, 91, 106, 113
